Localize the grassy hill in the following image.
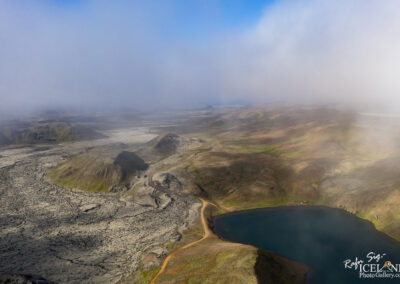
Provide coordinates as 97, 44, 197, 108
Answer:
49, 147, 148, 192
154, 133, 180, 155
182, 106, 400, 240
146, 238, 307, 284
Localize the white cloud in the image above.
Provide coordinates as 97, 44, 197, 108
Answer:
1, 0, 400, 114
215, 0, 400, 109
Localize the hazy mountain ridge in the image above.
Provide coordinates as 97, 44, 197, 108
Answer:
0, 122, 106, 146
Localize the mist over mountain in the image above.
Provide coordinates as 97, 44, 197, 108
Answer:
1, 0, 400, 115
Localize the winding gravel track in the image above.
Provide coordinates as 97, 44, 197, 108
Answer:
150, 198, 217, 284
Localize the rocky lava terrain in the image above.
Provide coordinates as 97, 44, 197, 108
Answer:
0, 130, 199, 283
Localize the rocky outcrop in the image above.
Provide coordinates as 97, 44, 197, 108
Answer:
132, 186, 159, 208
113, 151, 148, 180
154, 133, 180, 155
152, 173, 183, 192
0, 274, 53, 284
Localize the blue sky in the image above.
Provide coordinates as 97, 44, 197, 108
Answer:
160, 0, 275, 38
51, 0, 275, 39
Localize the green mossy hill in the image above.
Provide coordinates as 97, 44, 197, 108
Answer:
191, 152, 290, 206
50, 149, 148, 192
135, 133, 182, 162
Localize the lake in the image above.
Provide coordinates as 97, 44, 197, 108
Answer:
213, 206, 400, 283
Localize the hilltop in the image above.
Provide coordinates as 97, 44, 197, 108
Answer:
49, 146, 148, 192
179, 106, 400, 239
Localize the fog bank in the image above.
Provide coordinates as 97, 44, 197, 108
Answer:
1, 0, 400, 114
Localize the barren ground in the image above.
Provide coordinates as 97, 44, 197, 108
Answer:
0, 126, 199, 283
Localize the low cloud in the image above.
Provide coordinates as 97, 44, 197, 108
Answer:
1, 0, 400, 114
214, 0, 400, 110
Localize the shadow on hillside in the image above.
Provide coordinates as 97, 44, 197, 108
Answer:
255, 249, 308, 284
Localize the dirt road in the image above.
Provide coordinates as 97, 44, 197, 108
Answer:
150, 198, 216, 284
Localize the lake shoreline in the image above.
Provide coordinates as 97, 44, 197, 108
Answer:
212, 204, 400, 245
212, 205, 400, 284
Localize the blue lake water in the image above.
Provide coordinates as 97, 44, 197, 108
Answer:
213, 206, 400, 283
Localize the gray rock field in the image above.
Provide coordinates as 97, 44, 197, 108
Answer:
0, 128, 199, 283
